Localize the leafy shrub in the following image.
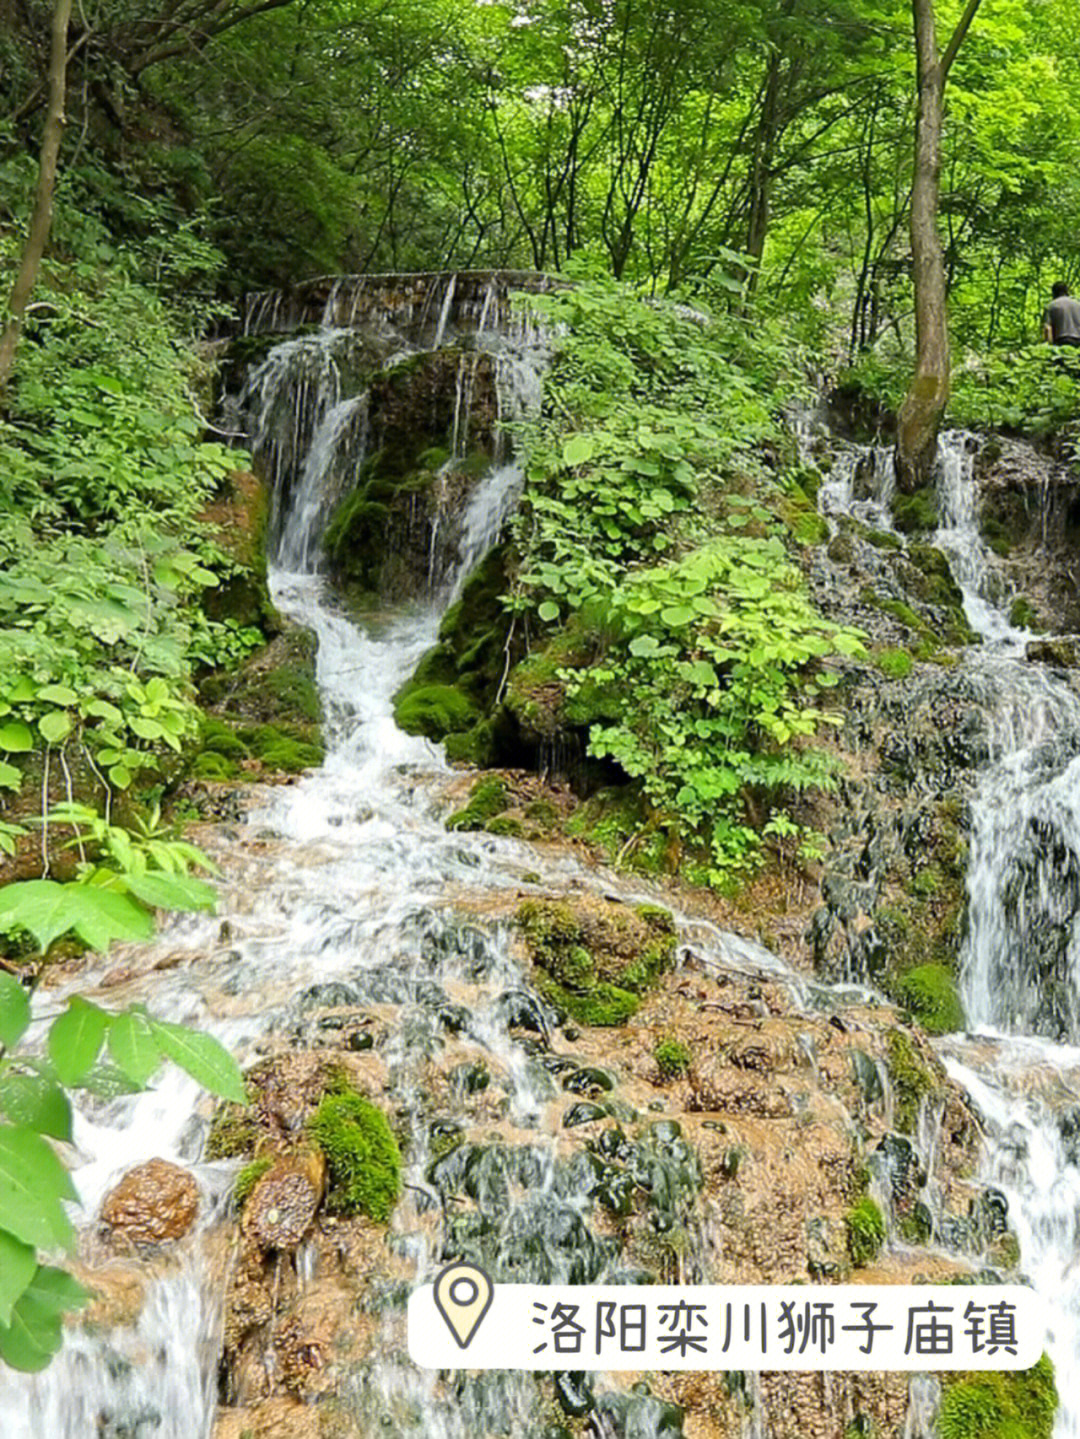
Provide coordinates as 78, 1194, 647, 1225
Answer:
308, 1089, 402, 1221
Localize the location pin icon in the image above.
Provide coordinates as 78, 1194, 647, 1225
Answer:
432, 1261, 494, 1350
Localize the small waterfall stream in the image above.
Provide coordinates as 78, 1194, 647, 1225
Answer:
822, 427, 1080, 1435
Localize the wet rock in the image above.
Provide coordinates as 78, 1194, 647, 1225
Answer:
497, 988, 551, 1036
555, 1370, 594, 1418
563, 1101, 607, 1128
594, 1390, 685, 1437
100, 1159, 200, 1245
1027, 638, 1080, 667
242, 1150, 326, 1251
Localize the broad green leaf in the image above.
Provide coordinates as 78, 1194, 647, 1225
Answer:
0, 975, 30, 1050
123, 873, 217, 913
107, 1011, 161, 1087
0, 881, 154, 953
34, 685, 78, 707
561, 434, 594, 467
628, 634, 661, 658
537, 601, 560, 623
0, 724, 33, 754
0, 1267, 89, 1372
149, 1020, 246, 1103
0, 1230, 37, 1328
0, 762, 22, 792
48, 998, 109, 1086
0, 1074, 72, 1141
0, 1126, 76, 1249
38, 712, 71, 745
109, 764, 132, 790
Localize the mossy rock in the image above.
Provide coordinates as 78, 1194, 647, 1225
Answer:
234, 1155, 274, 1211
885, 1028, 938, 1134
394, 682, 482, 741
206, 1102, 260, 1160
980, 515, 1014, 558
307, 1087, 402, 1222
239, 722, 324, 773
892, 487, 938, 534
939, 1354, 1057, 1439
866, 528, 903, 552
874, 647, 914, 680
654, 1038, 692, 1079
891, 963, 964, 1035
516, 897, 677, 1027
446, 776, 509, 831
845, 1196, 886, 1267
1009, 596, 1043, 632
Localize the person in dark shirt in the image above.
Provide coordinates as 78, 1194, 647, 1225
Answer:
1043, 282, 1080, 347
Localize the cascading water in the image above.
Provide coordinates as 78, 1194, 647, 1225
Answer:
820, 425, 1080, 1435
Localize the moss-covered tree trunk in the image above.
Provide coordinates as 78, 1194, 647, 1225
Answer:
896, 0, 985, 493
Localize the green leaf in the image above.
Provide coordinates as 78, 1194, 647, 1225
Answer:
0, 1075, 72, 1141
38, 712, 71, 745
0, 974, 30, 1051
109, 764, 132, 790
0, 724, 33, 754
47, 998, 109, 1086
0, 762, 23, 792
35, 685, 78, 707
123, 873, 217, 913
0, 1230, 37, 1328
0, 881, 154, 953
628, 634, 661, 658
537, 600, 560, 623
0, 1266, 89, 1372
107, 1011, 161, 1087
149, 1020, 246, 1103
562, 434, 595, 466
0, 1126, 76, 1249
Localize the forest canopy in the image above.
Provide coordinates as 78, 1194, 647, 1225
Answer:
3, 0, 1078, 358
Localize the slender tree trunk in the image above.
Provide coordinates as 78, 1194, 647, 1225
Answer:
896, 0, 985, 492
0, 0, 73, 398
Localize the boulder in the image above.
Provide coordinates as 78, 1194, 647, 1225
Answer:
101, 1158, 200, 1244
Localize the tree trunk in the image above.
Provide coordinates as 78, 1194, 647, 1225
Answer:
896, 0, 948, 492
896, 0, 984, 492
0, 0, 73, 398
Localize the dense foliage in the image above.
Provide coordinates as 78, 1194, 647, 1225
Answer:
505, 278, 864, 878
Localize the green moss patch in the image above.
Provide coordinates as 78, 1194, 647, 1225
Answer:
234, 1156, 274, 1210
446, 776, 509, 831
890, 963, 964, 1035
873, 647, 914, 680
845, 1196, 886, 1267
891, 487, 938, 535
308, 1087, 402, 1222
654, 1038, 692, 1079
394, 682, 481, 741
939, 1355, 1057, 1439
516, 897, 677, 1027
885, 1029, 938, 1134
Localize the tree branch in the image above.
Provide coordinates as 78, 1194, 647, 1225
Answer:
940, 0, 985, 79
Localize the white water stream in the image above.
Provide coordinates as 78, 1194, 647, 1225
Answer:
825, 428, 1080, 1434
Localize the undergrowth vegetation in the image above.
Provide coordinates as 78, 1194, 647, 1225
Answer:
425, 275, 867, 883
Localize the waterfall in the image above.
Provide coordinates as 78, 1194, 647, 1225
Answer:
12, 307, 1080, 1435
820, 424, 1080, 1435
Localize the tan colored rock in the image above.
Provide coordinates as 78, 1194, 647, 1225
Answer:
242, 1149, 326, 1252
100, 1158, 200, 1244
